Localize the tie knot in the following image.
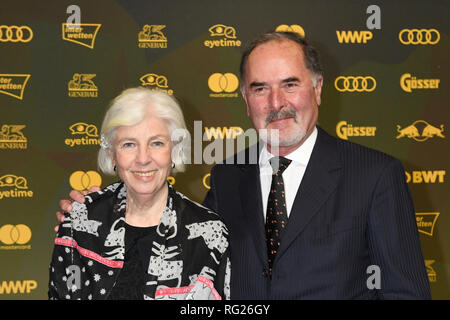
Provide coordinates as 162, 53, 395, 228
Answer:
269, 156, 291, 175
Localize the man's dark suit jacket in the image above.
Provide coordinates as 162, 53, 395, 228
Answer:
203, 126, 431, 299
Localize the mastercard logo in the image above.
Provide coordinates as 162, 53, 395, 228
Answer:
69, 171, 102, 190
208, 73, 239, 93
275, 24, 305, 38
0, 224, 32, 245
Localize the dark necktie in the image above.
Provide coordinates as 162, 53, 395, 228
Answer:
265, 156, 292, 277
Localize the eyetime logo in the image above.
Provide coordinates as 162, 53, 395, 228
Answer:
399, 29, 440, 45
334, 76, 376, 92
400, 73, 440, 92
138, 25, 167, 48
65, 122, 100, 148
0, 74, 30, 100
336, 121, 376, 140
204, 127, 244, 140
204, 24, 241, 48
416, 212, 439, 237
208, 73, 239, 98
62, 23, 101, 49
0, 25, 33, 43
275, 25, 305, 38
69, 171, 102, 191
140, 73, 174, 95
0, 174, 33, 200
0, 124, 27, 149
405, 170, 445, 184
68, 73, 98, 98
396, 120, 444, 142
0, 280, 37, 294
336, 30, 373, 44
425, 260, 437, 282
0, 224, 32, 250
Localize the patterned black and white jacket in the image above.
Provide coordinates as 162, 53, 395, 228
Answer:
49, 182, 230, 300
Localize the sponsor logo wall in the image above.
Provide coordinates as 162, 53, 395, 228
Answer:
0, 0, 448, 299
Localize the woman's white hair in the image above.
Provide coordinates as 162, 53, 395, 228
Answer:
98, 87, 189, 175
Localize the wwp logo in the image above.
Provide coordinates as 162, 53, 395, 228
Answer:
0, 280, 37, 294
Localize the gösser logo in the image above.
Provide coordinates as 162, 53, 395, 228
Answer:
396, 120, 444, 142
208, 73, 239, 98
0, 224, 32, 245
336, 121, 376, 140
399, 29, 440, 45
275, 25, 305, 38
400, 73, 440, 92
334, 76, 376, 92
0, 25, 33, 43
69, 171, 102, 191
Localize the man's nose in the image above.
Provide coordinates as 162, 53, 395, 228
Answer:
269, 88, 286, 111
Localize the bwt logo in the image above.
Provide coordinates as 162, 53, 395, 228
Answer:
405, 170, 445, 184
69, 171, 102, 191
399, 29, 440, 45
334, 76, 376, 92
336, 31, 373, 44
0, 280, 37, 295
0, 25, 33, 43
275, 25, 305, 38
0, 224, 32, 245
208, 73, 239, 98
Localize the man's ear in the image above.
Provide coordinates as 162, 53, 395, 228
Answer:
314, 76, 323, 106
241, 85, 251, 117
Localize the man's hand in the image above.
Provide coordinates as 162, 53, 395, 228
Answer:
54, 186, 101, 232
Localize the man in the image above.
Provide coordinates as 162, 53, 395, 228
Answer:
58, 31, 431, 299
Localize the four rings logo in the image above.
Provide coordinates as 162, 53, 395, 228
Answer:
0, 25, 33, 43
396, 120, 444, 142
334, 76, 376, 92
416, 212, 439, 237
275, 25, 305, 38
138, 25, 167, 48
62, 23, 101, 49
69, 171, 102, 191
0, 224, 32, 246
140, 73, 174, 95
65, 122, 100, 148
399, 29, 440, 45
208, 73, 239, 98
0, 74, 31, 100
0, 124, 27, 150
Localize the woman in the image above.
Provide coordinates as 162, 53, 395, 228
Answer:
49, 87, 230, 300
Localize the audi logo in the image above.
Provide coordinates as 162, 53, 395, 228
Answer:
0, 25, 33, 43
334, 76, 377, 92
399, 29, 440, 45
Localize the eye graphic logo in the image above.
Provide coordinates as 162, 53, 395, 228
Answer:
208, 24, 236, 39
0, 224, 31, 245
334, 76, 376, 92
275, 24, 305, 38
69, 123, 98, 137
0, 25, 33, 43
0, 174, 27, 189
0, 74, 31, 100
140, 74, 173, 95
399, 29, 440, 45
396, 120, 444, 142
62, 23, 101, 49
69, 171, 102, 191
208, 73, 239, 93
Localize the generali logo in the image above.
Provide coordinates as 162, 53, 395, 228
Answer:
0, 74, 30, 100
68, 73, 98, 98
396, 120, 444, 142
0, 124, 27, 149
65, 122, 100, 148
138, 25, 167, 48
62, 23, 101, 49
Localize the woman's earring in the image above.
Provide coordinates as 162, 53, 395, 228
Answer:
113, 165, 117, 172
171, 162, 175, 169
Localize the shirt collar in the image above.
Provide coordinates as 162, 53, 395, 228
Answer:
259, 126, 318, 167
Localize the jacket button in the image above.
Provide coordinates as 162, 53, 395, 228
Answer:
262, 269, 269, 278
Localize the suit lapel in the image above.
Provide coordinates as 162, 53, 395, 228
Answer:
276, 127, 342, 260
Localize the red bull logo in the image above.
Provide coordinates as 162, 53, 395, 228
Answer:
396, 120, 444, 142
